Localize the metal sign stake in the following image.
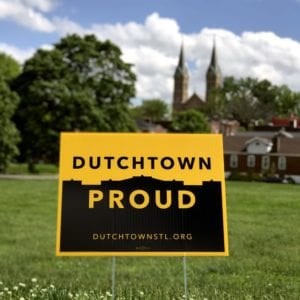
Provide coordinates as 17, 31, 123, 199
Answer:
111, 256, 116, 300
183, 256, 188, 299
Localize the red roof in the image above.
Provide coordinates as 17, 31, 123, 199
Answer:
272, 116, 300, 128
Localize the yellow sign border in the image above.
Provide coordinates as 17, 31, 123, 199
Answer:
56, 133, 229, 257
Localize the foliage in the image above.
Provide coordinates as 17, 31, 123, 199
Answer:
216, 77, 268, 128
0, 52, 20, 82
170, 109, 209, 133
131, 98, 169, 122
13, 34, 136, 168
0, 180, 299, 299
227, 171, 264, 182
216, 77, 300, 128
204, 88, 227, 119
0, 53, 20, 172
275, 84, 300, 116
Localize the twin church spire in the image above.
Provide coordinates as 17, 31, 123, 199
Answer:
173, 39, 222, 114
206, 38, 222, 102
175, 43, 189, 78
173, 43, 189, 112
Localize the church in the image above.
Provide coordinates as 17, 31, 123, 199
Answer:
172, 40, 222, 114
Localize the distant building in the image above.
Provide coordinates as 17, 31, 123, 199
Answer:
211, 119, 240, 136
271, 114, 300, 129
135, 119, 167, 133
172, 40, 222, 114
223, 129, 300, 182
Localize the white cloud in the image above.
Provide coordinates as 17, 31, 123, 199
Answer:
0, 42, 53, 63
114, 45, 175, 101
84, 13, 186, 102
92, 13, 300, 102
2, 12, 300, 104
89, 13, 181, 56
22, 0, 56, 12
0, 43, 35, 62
53, 17, 86, 36
0, 0, 55, 32
223, 30, 300, 90
84, 14, 300, 103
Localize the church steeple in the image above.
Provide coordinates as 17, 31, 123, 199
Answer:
173, 42, 189, 113
175, 43, 188, 77
206, 38, 222, 102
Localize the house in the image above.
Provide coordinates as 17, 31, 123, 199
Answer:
223, 129, 300, 183
244, 137, 273, 154
135, 119, 167, 133
254, 114, 300, 132
271, 114, 300, 129
211, 119, 240, 135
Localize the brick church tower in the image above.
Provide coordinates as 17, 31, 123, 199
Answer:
206, 39, 222, 103
173, 43, 189, 113
172, 39, 222, 115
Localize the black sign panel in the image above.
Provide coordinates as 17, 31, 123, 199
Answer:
60, 176, 225, 253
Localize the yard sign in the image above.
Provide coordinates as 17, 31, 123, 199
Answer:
56, 133, 229, 256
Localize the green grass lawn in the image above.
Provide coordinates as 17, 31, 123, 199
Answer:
0, 180, 299, 299
6, 163, 58, 174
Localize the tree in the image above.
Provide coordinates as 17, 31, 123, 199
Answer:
216, 77, 300, 129
216, 77, 276, 128
215, 77, 257, 128
253, 80, 300, 117
170, 109, 209, 133
251, 79, 279, 119
0, 53, 20, 82
131, 99, 169, 122
0, 53, 20, 172
274, 85, 300, 116
13, 34, 136, 170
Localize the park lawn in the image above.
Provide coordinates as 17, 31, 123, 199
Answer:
0, 180, 299, 299
6, 163, 58, 174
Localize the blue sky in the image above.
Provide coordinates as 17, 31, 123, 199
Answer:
1, 0, 300, 103
62, 0, 299, 38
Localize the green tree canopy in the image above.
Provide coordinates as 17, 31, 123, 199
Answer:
13, 34, 137, 168
170, 109, 209, 133
274, 85, 300, 116
131, 98, 169, 122
0, 53, 20, 172
218, 77, 263, 128
216, 77, 300, 128
0, 53, 20, 82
